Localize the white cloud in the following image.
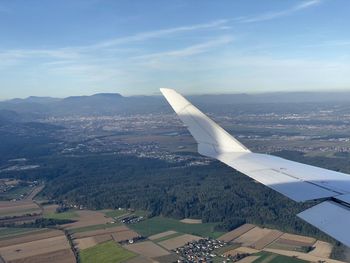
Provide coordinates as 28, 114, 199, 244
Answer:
133, 36, 234, 60
235, 0, 321, 23
0, 18, 229, 67
87, 19, 229, 49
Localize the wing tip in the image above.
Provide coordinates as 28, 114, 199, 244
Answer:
160, 88, 174, 95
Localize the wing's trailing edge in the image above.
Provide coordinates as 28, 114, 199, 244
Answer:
161, 88, 350, 247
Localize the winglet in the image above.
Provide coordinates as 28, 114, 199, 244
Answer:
160, 88, 250, 156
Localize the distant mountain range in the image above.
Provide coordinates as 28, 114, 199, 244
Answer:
188, 91, 350, 104
1, 91, 350, 119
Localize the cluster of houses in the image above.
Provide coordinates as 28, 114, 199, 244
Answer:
0, 179, 16, 194
175, 238, 226, 263
174, 238, 252, 263
120, 215, 144, 224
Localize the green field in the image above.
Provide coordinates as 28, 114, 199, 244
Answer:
104, 209, 129, 218
44, 211, 79, 220
69, 223, 120, 234
153, 232, 184, 243
132, 210, 149, 217
129, 216, 224, 238
253, 252, 308, 263
80, 241, 136, 263
0, 185, 32, 200
267, 242, 311, 253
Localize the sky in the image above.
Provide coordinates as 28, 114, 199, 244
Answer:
0, 0, 349, 99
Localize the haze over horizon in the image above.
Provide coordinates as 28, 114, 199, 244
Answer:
1, 0, 349, 99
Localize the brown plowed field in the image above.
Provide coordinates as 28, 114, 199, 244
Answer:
111, 230, 139, 242
218, 224, 256, 242
233, 227, 271, 247
0, 235, 71, 261
0, 202, 40, 218
63, 210, 110, 229
277, 233, 316, 247
72, 225, 129, 239
125, 241, 170, 258
251, 230, 283, 250
0, 229, 62, 247
8, 249, 75, 263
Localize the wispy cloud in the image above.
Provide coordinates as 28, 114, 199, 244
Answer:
0, 0, 334, 96
303, 40, 350, 48
89, 19, 229, 49
0, 0, 322, 65
133, 36, 233, 60
0, 18, 229, 64
235, 0, 321, 23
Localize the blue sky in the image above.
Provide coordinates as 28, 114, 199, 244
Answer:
0, 0, 349, 99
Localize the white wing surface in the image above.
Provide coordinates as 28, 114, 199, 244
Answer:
160, 88, 350, 247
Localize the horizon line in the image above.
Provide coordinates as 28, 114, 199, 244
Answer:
2, 88, 350, 102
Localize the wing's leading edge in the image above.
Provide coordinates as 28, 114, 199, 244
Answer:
160, 88, 250, 155
160, 88, 350, 247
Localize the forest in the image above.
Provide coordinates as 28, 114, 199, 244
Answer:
2, 149, 350, 259
3, 151, 350, 240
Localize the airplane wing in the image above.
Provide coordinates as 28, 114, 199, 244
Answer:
160, 88, 350, 247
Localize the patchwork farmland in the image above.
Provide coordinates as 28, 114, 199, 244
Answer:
0, 196, 347, 263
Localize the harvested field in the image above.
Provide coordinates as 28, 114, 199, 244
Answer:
254, 251, 309, 263
9, 249, 75, 263
0, 201, 41, 217
235, 256, 260, 263
72, 225, 139, 243
75, 237, 98, 250
233, 227, 271, 247
264, 248, 345, 263
42, 205, 59, 215
75, 234, 113, 250
252, 230, 283, 250
124, 241, 170, 258
0, 229, 63, 247
111, 230, 139, 242
0, 201, 37, 209
224, 247, 260, 257
125, 255, 154, 263
180, 219, 202, 224
93, 234, 112, 244
218, 224, 256, 242
72, 225, 129, 239
158, 234, 202, 250
267, 241, 306, 252
277, 233, 316, 247
0, 235, 71, 261
309, 240, 333, 258
63, 210, 110, 229
69, 223, 120, 234
149, 230, 177, 240
154, 254, 179, 263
